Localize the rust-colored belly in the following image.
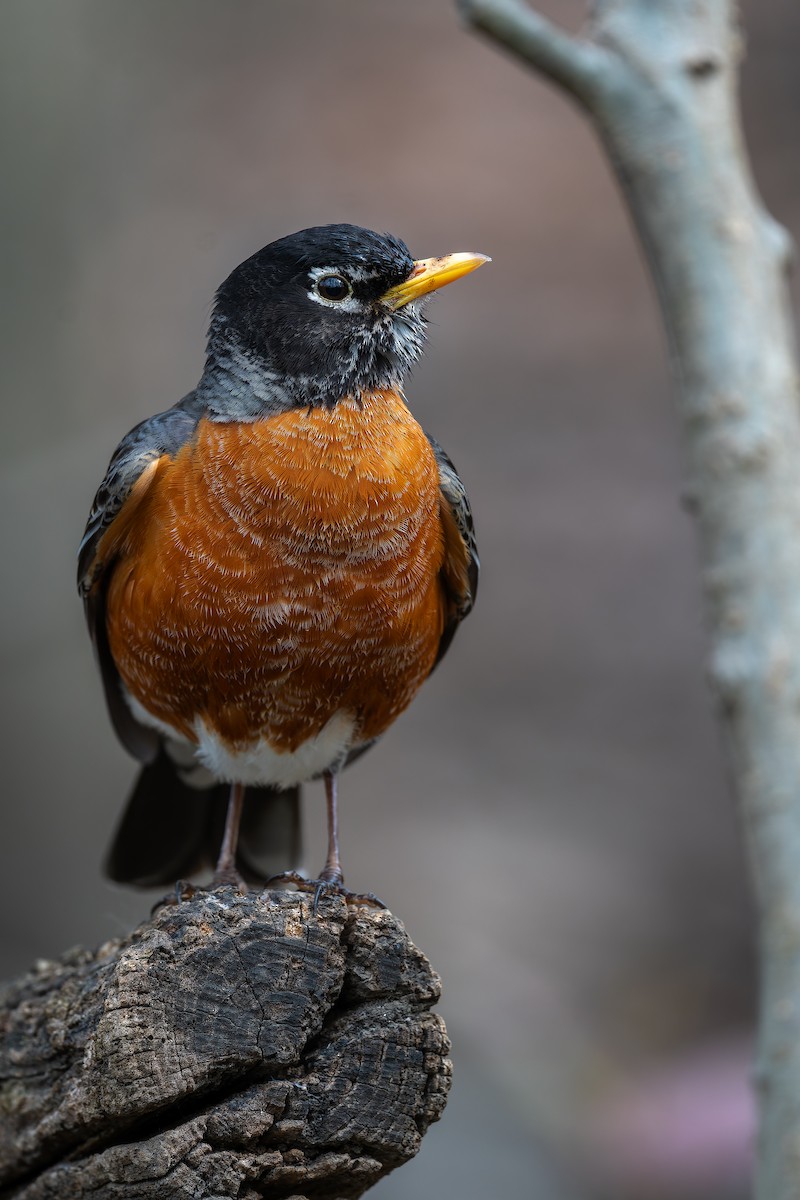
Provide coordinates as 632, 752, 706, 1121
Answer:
105, 389, 446, 754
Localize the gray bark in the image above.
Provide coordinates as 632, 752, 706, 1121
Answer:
459, 1, 800, 1196
0, 890, 450, 1199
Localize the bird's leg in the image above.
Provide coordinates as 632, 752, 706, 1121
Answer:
266, 769, 385, 910
152, 782, 247, 907
212, 781, 248, 891
319, 769, 343, 885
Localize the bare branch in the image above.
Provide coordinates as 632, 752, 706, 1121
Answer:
458, 0, 612, 103
461, 1, 800, 1195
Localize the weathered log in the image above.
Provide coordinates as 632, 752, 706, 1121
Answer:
0, 889, 450, 1200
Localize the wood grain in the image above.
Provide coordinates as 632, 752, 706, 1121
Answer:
0, 890, 450, 1199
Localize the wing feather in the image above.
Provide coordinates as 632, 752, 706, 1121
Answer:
425, 433, 479, 668
77, 394, 204, 760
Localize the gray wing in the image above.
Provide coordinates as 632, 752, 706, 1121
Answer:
78, 393, 205, 761
426, 433, 479, 667
78, 392, 204, 595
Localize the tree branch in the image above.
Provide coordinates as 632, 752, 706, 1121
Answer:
0, 891, 450, 1199
458, 0, 612, 103
461, 2, 800, 1196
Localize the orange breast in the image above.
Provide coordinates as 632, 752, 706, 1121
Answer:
105, 389, 446, 753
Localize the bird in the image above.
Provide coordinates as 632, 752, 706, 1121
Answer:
78, 223, 486, 898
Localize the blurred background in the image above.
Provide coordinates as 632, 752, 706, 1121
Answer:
1, 1, 797, 1196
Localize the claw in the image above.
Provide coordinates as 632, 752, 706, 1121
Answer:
151, 878, 197, 914
266, 871, 387, 913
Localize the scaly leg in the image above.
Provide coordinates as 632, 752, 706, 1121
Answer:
212, 781, 247, 890
268, 769, 384, 909
152, 780, 248, 909
319, 769, 343, 884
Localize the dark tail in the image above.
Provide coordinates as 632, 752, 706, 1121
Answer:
105, 748, 302, 888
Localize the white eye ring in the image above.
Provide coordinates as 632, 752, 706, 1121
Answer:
307, 265, 362, 311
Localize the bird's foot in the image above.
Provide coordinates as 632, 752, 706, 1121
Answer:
209, 865, 249, 894
151, 871, 247, 915
266, 870, 387, 913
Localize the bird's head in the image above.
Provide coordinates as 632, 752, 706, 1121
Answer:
203, 223, 489, 415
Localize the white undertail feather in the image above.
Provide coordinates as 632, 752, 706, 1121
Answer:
126, 690, 357, 788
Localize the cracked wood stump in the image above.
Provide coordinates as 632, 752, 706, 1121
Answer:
0, 890, 451, 1200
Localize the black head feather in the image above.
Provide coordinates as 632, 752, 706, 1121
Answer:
202, 224, 427, 417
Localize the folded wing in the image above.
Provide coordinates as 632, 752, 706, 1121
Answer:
426, 433, 479, 668
77, 394, 204, 761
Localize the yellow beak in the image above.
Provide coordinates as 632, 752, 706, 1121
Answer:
380, 252, 491, 310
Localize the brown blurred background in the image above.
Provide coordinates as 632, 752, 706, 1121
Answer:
2, 2, 797, 1196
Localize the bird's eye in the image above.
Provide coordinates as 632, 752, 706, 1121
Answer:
315, 274, 352, 302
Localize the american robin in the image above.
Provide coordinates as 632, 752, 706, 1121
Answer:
78, 224, 486, 896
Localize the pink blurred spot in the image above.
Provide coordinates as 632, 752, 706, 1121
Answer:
589, 1035, 754, 1196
